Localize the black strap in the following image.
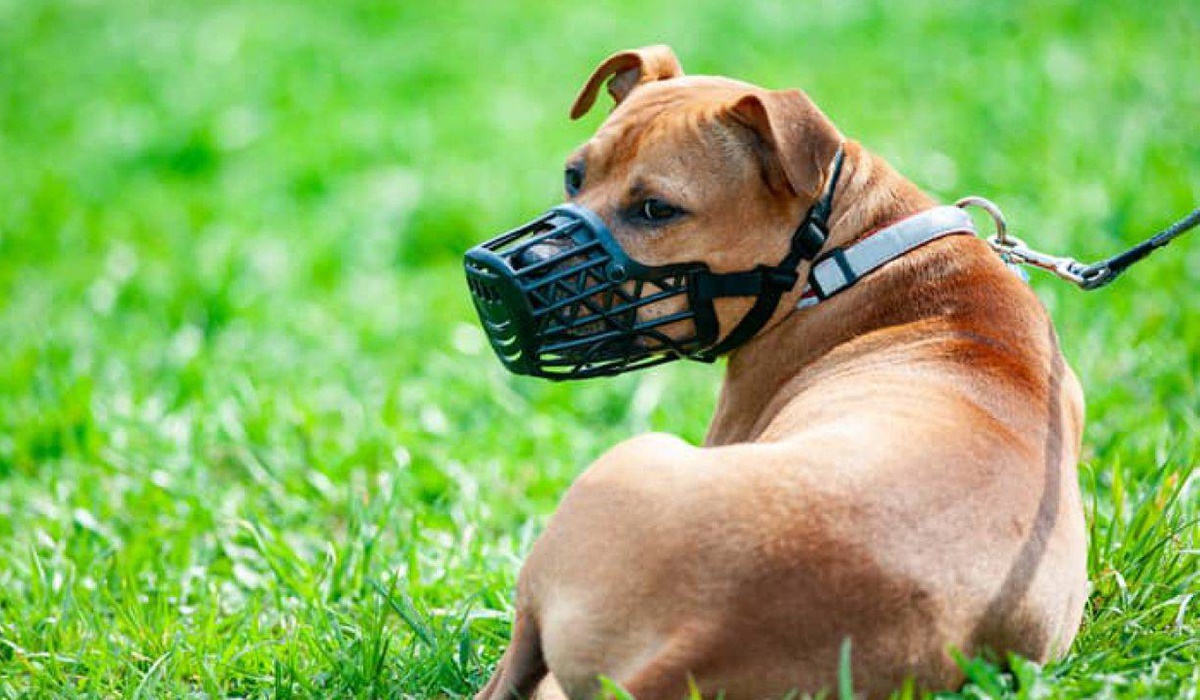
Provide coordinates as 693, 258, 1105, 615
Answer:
693, 266, 799, 300
777, 148, 844, 270
1077, 206, 1200, 289
693, 146, 845, 360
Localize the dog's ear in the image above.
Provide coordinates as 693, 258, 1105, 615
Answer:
570, 45, 684, 120
727, 90, 842, 201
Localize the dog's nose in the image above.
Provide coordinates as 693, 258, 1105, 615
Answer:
512, 242, 561, 272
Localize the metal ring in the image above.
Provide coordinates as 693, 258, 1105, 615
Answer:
956, 196, 1009, 244
988, 233, 1027, 250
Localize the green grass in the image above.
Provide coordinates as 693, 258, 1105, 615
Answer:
0, 0, 1197, 697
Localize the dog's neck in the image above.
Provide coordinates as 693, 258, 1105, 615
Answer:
706, 141, 961, 446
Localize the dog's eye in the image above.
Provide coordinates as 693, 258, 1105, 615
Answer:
564, 166, 584, 196
638, 198, 682, 223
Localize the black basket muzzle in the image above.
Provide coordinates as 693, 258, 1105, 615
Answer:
464, 204, 716, 379
464, 148, 842, 381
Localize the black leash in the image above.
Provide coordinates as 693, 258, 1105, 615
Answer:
1074, 206, 1200, 289
957, 198, 1200, 290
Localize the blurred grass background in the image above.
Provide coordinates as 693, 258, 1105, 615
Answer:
0, 0, 1197, 697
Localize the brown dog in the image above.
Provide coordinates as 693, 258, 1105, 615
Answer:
475, 45, 1088, 699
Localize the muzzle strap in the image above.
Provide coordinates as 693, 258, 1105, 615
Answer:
693, 146, 845, 360
693, 266, 799, 300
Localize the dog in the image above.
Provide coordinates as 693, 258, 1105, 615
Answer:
473, 45, 1088, 699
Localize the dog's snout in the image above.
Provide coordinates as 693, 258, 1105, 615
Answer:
512, 242, 561, 272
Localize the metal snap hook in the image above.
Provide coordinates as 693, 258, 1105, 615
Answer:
954, 196, 1198, 291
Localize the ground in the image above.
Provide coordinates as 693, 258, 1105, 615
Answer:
0, 0, 1197, 697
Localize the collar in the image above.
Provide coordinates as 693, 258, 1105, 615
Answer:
797, 205, 977, 309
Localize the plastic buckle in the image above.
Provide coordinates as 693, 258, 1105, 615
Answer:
763, 266, 799, 291
793, 220, 828, 260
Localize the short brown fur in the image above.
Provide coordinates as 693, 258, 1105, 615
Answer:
477, 46, 1087, 700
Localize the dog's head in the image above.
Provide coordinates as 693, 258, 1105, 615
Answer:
464, 46, 845, 379
563, 45, 843, 331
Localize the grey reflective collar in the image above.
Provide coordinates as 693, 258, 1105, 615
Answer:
797, 205, 976, 309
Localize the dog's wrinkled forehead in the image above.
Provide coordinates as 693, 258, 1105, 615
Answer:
607, 77, 763, 123
577, 79, 766, 180
569, 45, 843, 204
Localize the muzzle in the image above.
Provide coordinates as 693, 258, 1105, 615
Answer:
464, 149, 844, 380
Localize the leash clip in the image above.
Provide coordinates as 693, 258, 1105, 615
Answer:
957, 196, 1199, 291
987, 235, 1092, 287
956, 196, 1097, 289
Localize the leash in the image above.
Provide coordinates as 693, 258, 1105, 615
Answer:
957, 197, 1200, 290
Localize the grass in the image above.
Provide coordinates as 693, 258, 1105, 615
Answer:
0, 0, 1197, 696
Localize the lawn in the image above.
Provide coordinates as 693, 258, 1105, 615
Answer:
0, 0, 1197, 697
